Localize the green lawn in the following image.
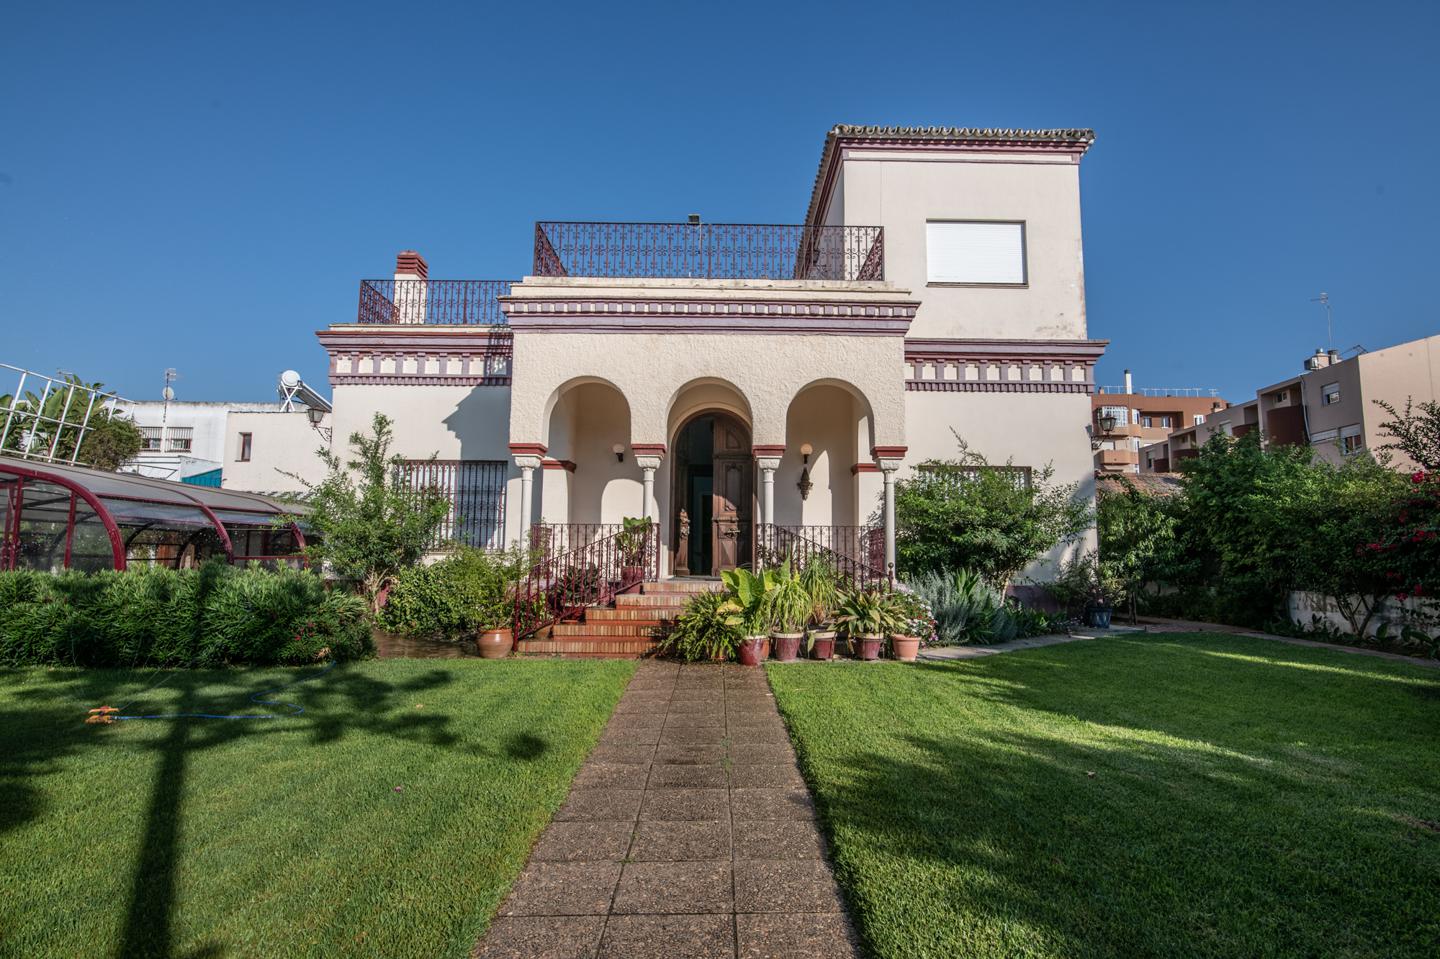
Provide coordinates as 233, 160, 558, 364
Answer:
0, 658, 634, 959
766, 634, 1440, 959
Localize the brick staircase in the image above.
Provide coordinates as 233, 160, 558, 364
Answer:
514, 578, 723, 658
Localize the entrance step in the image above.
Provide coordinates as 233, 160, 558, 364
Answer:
586, 607, 683, 622
642, 579, 724, 595
515, 636, 659, 658
552, 621, 663, 638
616, 593, 698, 608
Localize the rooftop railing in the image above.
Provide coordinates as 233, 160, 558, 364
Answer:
356, 279, 514, 325
533, 221, 884, 282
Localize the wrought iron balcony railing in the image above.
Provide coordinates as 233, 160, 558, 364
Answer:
533, 222, 884, 282
356, 279, 513, 325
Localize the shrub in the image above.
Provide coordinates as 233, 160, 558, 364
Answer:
378, 546, 526, 640
892, 435, 1091, 588
0, 563, 371, 667
657, 591, 740, 662
906, 569, 1002, 646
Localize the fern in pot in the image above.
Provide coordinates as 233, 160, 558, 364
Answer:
836, 588, 905, 661
799, 557, 842, 660
765, 561, 811, 663
719, 566, 778, 666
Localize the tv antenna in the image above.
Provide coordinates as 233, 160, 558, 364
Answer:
1310, 293, 1333, 349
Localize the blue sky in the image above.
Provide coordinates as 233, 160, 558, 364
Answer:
2, 0, 1437, 403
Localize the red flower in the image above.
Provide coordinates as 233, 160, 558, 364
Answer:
1413, 471, 1428, 483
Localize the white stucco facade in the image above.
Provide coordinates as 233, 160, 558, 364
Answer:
315, 125, 1106, 577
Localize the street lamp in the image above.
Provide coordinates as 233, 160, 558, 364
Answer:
1098, 413, 1118, 434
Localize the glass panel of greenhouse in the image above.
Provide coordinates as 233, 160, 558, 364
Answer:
0, 454, 306, 572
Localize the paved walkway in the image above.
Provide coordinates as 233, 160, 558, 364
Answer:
475, 661, 860, 959
918, 625, 1143, 661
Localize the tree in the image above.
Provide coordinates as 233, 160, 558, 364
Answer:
1096, 479, 1179, 622
1374, 398, 1440, 471
0, 376, 143, 470
891, 435, 1091, 587
291, 413, 452, 611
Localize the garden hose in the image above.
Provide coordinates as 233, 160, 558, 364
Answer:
87, 660, 336, 723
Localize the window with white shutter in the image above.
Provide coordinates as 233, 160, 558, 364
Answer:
925, 221, 1027, 285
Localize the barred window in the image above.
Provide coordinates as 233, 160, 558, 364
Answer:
398, 460, 508, 550
918, 463, 1033, 490
139, 426, 164, 451
166, 427, 193, 452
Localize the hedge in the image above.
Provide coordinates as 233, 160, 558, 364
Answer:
0, 563, 373, 667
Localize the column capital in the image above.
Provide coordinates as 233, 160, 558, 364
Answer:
877, 458, 904, 473
755, 456, 782, 472
635, 455, 663, 472
512, 454, 543, 471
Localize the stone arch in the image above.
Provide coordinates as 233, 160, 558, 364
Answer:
664, 377, 755, 443
776, 378, 876, 527
542, 377, 636, 525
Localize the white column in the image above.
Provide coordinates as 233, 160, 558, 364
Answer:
636, 455, 662, 521
756, 456, 781, 525
882, 467, 897, 573
513, 454, 541, 538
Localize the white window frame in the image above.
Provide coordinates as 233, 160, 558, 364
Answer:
925, 220, 1028, 287
1321, 383, 1341, 406
1340, 425, 1363, 456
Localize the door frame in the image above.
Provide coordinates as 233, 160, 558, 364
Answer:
668, 410, 754, 576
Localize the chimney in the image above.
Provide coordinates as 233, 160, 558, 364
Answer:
1328, 349, 1341, 365
393, 250, 428, 324
395, 250, 428, 280
1123, 369, 1133, 394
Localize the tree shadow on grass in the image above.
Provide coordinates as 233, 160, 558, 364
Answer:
811, 725, 1440, 959
0, 663, 462, 959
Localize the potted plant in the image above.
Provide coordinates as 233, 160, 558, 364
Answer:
836, 588, 903, 661
889, 589, 934, 662
720, 566, 779, 666
765, 561, 811, 663
477, 619, 513, 659
657, 591, 740, 662
615, 517, 652, 591
800, 557, 841, 660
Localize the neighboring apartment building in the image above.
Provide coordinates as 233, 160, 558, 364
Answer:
1091, 368, 1226, 474
111, 373, 331, 492
319, 124, 1107, 575
1140, 334, 1440, 472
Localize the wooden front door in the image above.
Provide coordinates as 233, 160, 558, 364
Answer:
711, 416, 752, 572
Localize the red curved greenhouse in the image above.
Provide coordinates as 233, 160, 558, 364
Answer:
0, 455, 307, 572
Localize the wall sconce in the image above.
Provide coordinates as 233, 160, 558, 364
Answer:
612, 443, 625, 463
797, 442, 813, 500
306, 405, 332, 442
1098, 413, 1118, 434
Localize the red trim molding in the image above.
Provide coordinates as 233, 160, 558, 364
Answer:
631, 443, 667, 457
871, 446, 908, 459
508, 443, 547, 457
318, 327, 513, 387
851, 462, 880, 475
541, 458, 576, 471
752, 444, 786, 457
904, 337, 1108, 395
502, 296, 918, 337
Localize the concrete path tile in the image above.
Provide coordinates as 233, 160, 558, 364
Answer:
733, 860, 845, 914
597, 914, 734, 959
498, 862, 623, 916
475, 916, 604, 959
531, 822, 636, 862
612, 862, 733, 914
628, 821, 731, 861
556, 789, 645, 822
474, 662, 859, 958
736, 914, 859, 958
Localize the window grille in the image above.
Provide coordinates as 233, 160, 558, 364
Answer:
166, 427, 193, 452
398, 460, 508, 550
918, 463, 1033, 490
139, 426, 164, 451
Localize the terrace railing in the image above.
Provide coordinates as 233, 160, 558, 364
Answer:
533, 222, 884, 282
755, 523, 890, 590
356, 279, 513, 325
513, 522, 661, 640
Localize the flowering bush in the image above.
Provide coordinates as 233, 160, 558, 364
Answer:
892, 589, 937, 643
1375, 469, 1440, 606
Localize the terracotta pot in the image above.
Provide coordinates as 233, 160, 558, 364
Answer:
619, 566, 645, 591
477, 627, 512, 659
772, 632, 804, 663
890, 633, 920, 662
737, 635, 768, 667
809, 630, 836, 661
855, 634, 883, 661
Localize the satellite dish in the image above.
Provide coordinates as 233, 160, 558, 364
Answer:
280, 370, 301, 388
162, 386, 176, 401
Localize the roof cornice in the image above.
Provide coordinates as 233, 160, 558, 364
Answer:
805, 124, 1097, 226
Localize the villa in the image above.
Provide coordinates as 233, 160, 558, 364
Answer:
316, 124, 1107, 649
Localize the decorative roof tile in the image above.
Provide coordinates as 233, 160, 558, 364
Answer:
806, 124, 1096, 224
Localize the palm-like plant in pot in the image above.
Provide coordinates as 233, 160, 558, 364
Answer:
764, 560, 812, 663
835, 588, 905, 661
615, 516, 652, 591
798, 557, 842, 660
719, 566, 779, 665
